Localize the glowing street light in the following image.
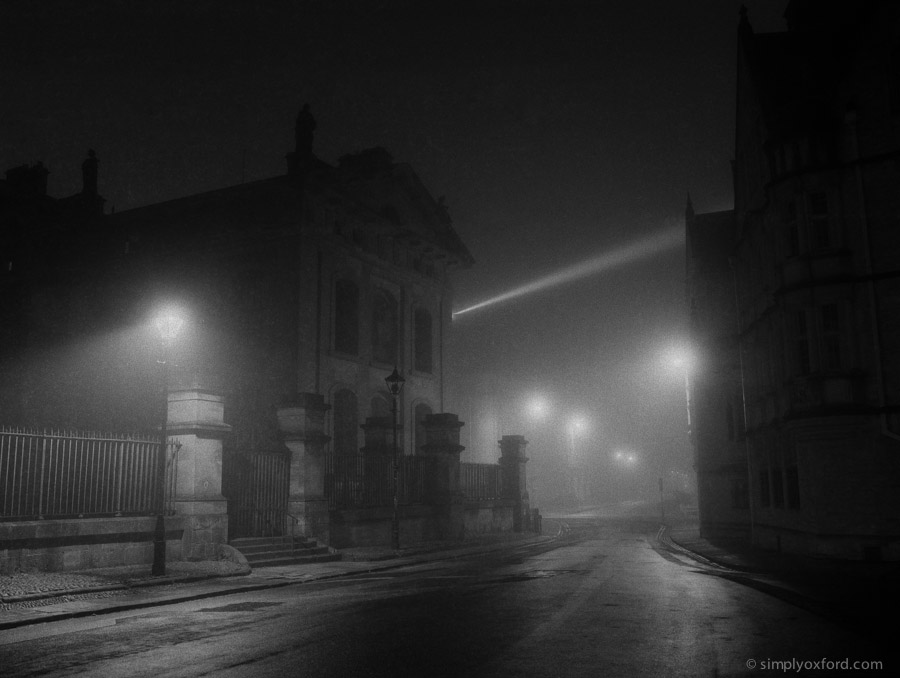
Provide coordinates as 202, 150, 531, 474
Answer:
666, 348, 694, 433
525, 395, 550, 421
151, 305, 186, 577
385, 366, 405, 551
614, 449, 638, 466
567, 415, 588, 463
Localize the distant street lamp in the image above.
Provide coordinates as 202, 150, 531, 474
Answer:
567, 415, 588, 463
525, 395, 549, 421
385, 366, 405, 551
151, 307, 185, 576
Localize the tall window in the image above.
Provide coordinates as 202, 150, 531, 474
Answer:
731, 477, 749, 510
786, 199, 799, 257
759, 469, 771, 507
372, 289, 398, 364
334, 279, 359, 355
414, 403, 433, 455
786, 465, 800, 510
795, 311, 811, 375
414, 307, 433, 373
333, 389, 359, 456
820, 303, 842, 370
772, 467, 784, 509
370, 396, 389, 419
808, 192, 830, 251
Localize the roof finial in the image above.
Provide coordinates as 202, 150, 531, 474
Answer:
739, 5, 753, 35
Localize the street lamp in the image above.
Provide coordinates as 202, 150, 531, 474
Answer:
151, 306, 185, 576
385, 366, 405, 551
667, 350, 694, 434
525, 395, 549, 421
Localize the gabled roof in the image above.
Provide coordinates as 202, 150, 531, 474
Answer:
108, 150, 474, 268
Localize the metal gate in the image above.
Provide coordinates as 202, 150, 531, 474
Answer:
224, 451, 290, 539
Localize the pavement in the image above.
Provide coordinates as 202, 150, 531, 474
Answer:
663, 523, 900, 637
0, 531, 558, 631
2, 518, 899, 635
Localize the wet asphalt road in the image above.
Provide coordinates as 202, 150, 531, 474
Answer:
0, 516, 891, 677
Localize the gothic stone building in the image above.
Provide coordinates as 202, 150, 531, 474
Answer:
688, 1, 900, 560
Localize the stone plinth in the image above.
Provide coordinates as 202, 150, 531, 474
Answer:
277, 393, 331, 544
499, 434, 530, 532
421, 413, 466, 539
168, 388, 231, 560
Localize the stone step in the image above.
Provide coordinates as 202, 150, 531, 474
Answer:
248, 552, 343, 568
230, 535, 341, 568
233, 541, 321, 556
230, 536, 316, 549
242, 545, 331, 562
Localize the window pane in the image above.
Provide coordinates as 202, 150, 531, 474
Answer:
334, 279, 359, 355
333, 389, 358, 456
414, 308, 432, 373
372, 290, 398, 364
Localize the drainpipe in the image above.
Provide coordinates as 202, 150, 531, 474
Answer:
729, 255, 756, 540
439, 297, 445, 413
847, 109, 900, 442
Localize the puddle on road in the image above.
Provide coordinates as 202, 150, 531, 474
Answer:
199, 601, 284, 613
491, 569, 585, 584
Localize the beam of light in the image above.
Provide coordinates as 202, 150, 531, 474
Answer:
452, 224, 683, 318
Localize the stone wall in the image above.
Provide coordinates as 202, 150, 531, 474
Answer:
0, 516, 184, 574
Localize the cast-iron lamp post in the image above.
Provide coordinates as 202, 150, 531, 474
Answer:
385, 367, 405, 551
151, 308, 185, 576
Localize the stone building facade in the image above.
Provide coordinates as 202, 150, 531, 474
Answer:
688, 1, 900, 560
0, 110, 474, 544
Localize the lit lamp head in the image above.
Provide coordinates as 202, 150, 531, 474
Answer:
385, 367, 405, 398
569, 415, 588, 434
526, 396, 549, 420
153, 307, 186, 345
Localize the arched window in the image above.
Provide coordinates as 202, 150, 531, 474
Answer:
333, 389, 359, 456
414, 307, 433, 374
414, 403, 433, 455
371, 289, 398, 364
334, 279, 359, 355
370, 396, 390, 419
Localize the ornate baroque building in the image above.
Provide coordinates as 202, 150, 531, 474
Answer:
0, 110, 473, 473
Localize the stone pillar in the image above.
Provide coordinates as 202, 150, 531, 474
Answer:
421, 413, 465, 539
276, 393, 331, 544
167, 387, 231, 561
499, 435, 530, 533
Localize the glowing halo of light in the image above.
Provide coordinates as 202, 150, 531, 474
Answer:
452, 224, 683, 318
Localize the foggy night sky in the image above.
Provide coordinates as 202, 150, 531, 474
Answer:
1, 1, 787, 483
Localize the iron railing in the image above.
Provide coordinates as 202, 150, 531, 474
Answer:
0, 426, 178, 521
460, 462, 503, 501
326, 454, 428, 509
226, 452, 291, 539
